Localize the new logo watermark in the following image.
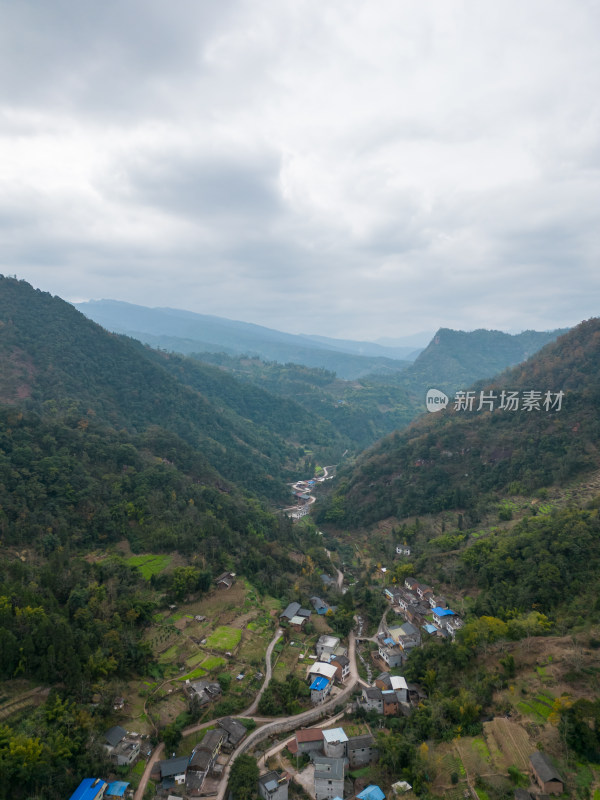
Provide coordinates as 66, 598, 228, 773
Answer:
426, 389, 564, 413
426, 388, 449, 412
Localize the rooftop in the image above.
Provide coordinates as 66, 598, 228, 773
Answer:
296, 728, 324, 743
104, 726, 126, 748
530, 751, 563, 784
69, 779, 108, 800
105, 781, 129, 798
310, 676, 330, 691
433, 607, 456, 617
357, 786, 385, 800
314, 756, 345, 781
322, 727, 349, 744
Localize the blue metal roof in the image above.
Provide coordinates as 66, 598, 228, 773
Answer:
357, 785, 386, 800
424, 623, 437, 634
106, 781, 129, 797
383, 637, 395, 645
310, 676, 330, 691
433, 606, 455, 616
69, 778, 107, 800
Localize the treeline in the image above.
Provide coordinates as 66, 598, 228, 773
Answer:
458, 506, 600, 623
0, 553, 153, 688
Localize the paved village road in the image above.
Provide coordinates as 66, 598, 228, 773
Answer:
213, 632, 361, 800
133, 628, 283, 800
244, 628, 282, 715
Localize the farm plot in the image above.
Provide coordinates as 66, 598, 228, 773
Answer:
454, 736, 492, 779
517, 691, 555, 723
483, 718, 531, 772
206, 626, 242, 651
126, 554, 171, 579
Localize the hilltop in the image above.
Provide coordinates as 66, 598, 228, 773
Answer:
321, 319, 600, 527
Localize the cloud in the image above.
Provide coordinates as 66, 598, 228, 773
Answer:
0, 0, 599, 338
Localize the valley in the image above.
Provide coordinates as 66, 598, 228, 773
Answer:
0, 278, 599, 800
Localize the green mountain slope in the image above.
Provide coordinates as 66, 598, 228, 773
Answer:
398, 326, 568, 400
0, 277, 350, 501
322, 319, 600, 527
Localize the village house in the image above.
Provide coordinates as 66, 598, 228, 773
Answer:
280, 602, 301, 622
310, 675, 333, 704
68, 778, 108, 800
347, 733, 378, 768
378, 639, 404, 668
289, 728, 324, 755
432, 607, 457, 629
316, 635, 341, 659
103, 725, 126, 756
445, 616, 464, 638
357, 785, 386, 800
158, 755, 189, 789
184, 679, 222, 706
218, 717, 247, 748
258, 770, 290, 800
360, 687, 384, 714
110, 736, 140, 767
322, 728, 348, 759
416, 584, 432, 600
384, 586, 403, 604
313, 756, 345, 800
404, 577, 419, 592
308, 661, 338, 685
215, 571, 235, 590
397, 589, 419, 611
290, 615, 307, 632
330, 654, 350, 682
395, 545, 411, 556
529, 752, 564, 795
382, 689, 400, 716
104, 781, 129, 799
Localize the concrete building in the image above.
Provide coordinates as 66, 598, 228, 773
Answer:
258, 771, 289, 800
314, 756, 345, 800
322, 728, 348, 759
347, 733, 378, 768
316, 635, 341, 659
310, 675, 333, 704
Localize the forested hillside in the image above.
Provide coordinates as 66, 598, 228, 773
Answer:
391, 326, 568, 399
188, 352, 418, 449
0, 277, 349, 501
322, 319, 600, 527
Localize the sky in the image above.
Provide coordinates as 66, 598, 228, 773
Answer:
1, 0, 599, 340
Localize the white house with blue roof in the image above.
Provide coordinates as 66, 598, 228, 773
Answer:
310, 675, 332, 704
433, 606, 456, 628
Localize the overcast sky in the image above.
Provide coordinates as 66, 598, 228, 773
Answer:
1, 1, 599, 339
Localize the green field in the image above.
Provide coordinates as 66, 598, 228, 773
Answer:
158, 645, 179, 663
177, 667, 207, 681
126, 554, 172, 579
206, 626, 242, 651
186, 651, 206, 668
202, 655, 226, 671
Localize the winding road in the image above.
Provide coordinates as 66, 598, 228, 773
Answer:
134, 630, 361, 800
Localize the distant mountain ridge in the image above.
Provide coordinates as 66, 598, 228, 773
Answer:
74, 299, 415, 380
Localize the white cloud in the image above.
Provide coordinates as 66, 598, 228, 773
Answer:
0, 0, 599, 338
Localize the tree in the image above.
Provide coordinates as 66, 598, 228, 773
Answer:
229, 753, 259, 800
